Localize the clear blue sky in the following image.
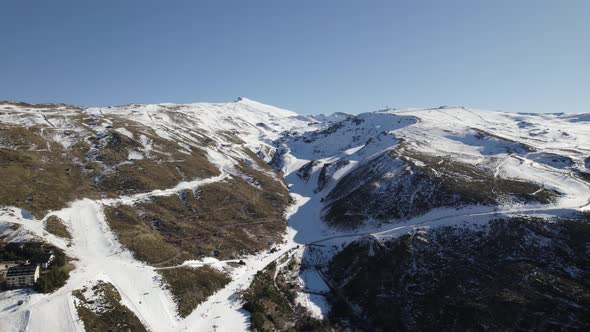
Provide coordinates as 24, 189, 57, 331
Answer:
1, 1, 589, 114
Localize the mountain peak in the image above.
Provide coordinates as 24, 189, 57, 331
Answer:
234, 97, 298, 118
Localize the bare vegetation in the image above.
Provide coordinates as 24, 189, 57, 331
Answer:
105, 173, 289, 265
0, 126, 97, 218
45, 216, 72, 240
159, 266, 230, 318
73, 281, 147, 332
103, 204, 179, 265
0, 115, 219, 218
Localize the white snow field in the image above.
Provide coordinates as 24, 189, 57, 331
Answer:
0, 99, 589, 331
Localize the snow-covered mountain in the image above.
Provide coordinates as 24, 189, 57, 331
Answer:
0, 99, 589, 331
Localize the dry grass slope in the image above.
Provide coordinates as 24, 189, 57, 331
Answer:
103, 205, 178, 265
0, 127, 97, 218
0, 115, 220, 218
73, 281, 147, 332
104, 175, 289, 265
45, 216, 72, 240
159, 266, 231, 318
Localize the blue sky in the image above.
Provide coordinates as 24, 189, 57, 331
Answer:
1, 1, 588, 114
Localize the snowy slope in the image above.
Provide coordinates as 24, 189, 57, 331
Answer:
0, 99, 589, 331
271, 106, 590, 326
275, 107, 590, 230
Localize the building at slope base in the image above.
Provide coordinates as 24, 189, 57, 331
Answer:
5, 264, 40, 288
